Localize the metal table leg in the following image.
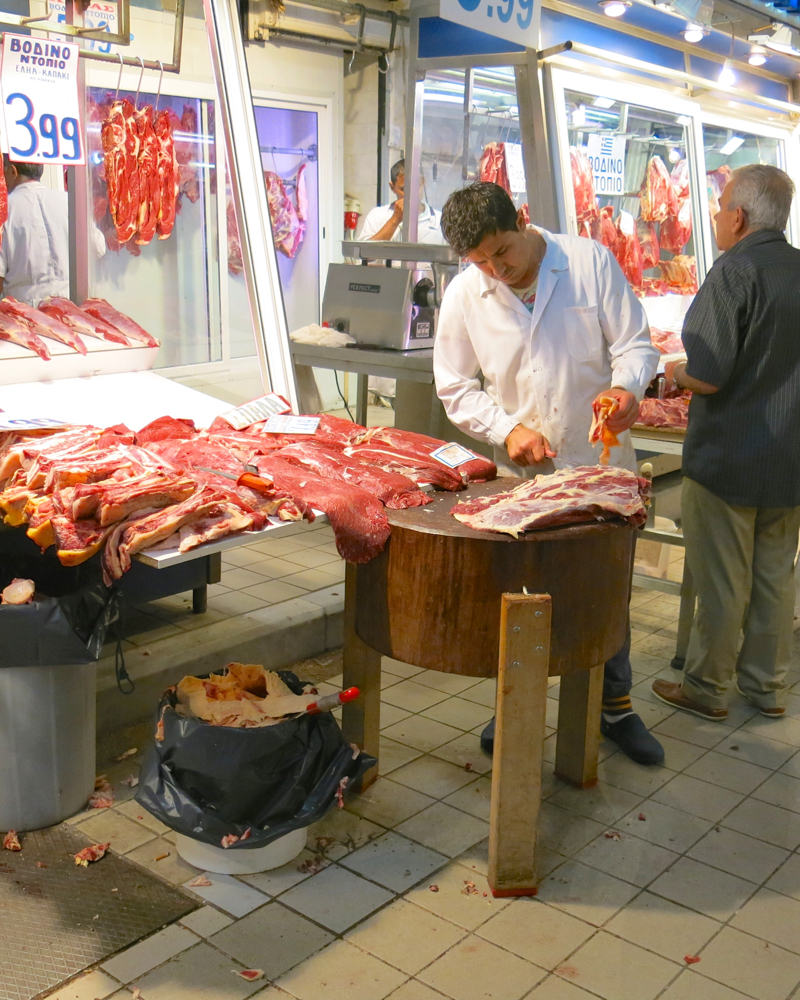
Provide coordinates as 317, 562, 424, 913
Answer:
355, 374, 369, 426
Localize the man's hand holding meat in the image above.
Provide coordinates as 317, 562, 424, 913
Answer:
434, 182, 662, 768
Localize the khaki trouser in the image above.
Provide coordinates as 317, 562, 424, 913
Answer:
681, 477, 800, 711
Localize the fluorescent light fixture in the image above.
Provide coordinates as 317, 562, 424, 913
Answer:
748, 44, 767, 65
672, 0, 714, 26
718, 58, 736, 86
683, 23, 706, 42
572, 104, 587, 126
592, 97, 616, 108
598, 0, 631, 16
668, 147, 682, 163
720, 135, 745, 155
751, 24, 800, 54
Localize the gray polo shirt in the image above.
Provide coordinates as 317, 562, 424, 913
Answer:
682, 229, 800, 508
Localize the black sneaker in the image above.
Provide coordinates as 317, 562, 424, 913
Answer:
600, 713, 665, 766
480, 717, 495, 757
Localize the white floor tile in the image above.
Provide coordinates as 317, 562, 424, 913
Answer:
549, 782, 644, 827
714, 731, 796, 770
574, 829, 679, 887
381, 715, 465, 753
731, 886, 800, 955
378, 737, 424, 774
276, 939, 407, 1000
404, 860, 511, 930
420, 697, 495, 732
658, 971, 753, 1000
721, 797, 800, 851
617, 800, 712, 853
648, 857, 757, 919
279, 864, 393, 932
412, 670, 484, 695
536, 802, 607, 857
651, 774, 744, 823
684, 750, 773, 794
652, 713, 734, 750
526, 979, 610, 1000
180, 872, 269, 918
131, 941, 265, 1000
604, 891, 721, 963
765, 853, 800, 901
340, 831, 447, 892
346, 777, 435, 829
45, 970, 120, 1000
430, 733, 492, 774
477, 898, 595, 970
536, 860, 639, 926
692, 925, 800, 1000
390, 755, 480, 799
382, 680, 450, 713
395, 802, 490, 858
751, 771, 800, 814
345, 898, 465, 974
687, 826, 789, 883
555, 930, 679, 1000
102, 925, 198, 982
209, 901, 334, 979
418, 934, 544, 1000
442, 776, 492, 822
179, 905, 233, 937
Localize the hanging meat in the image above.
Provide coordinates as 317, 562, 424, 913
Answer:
264, 171, 305, 259
671, 159, 690, 208
570, 146, 598, 229
639, 156, 678, 223
177, 104, 202, 204
226, 197, 243, 276
135, 106, 160, 246
660, 201, 693, 255
707, 165, 732, 235
659, 255, 698, 294
612, 215, 643, 290
589, 206, 617, 248
479, 143, 510, 193
637, 219, 660, 270
155, 109, 179, 240
102, 99, 140, 245
0, 146, 7, 250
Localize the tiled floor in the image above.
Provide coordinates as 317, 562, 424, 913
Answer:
48, 579, 800, 1000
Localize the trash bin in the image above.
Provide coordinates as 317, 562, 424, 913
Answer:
0, 537, 118, 830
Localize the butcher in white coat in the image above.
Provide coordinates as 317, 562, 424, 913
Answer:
434, 181, 661, 766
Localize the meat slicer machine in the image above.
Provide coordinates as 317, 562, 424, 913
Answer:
321, 241, 460, 351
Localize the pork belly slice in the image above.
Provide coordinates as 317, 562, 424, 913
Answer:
452, 466, 650, 537
343, 443, 464, 492
354, 426, 497, 485
51, 514, 116, 566
91, 473, 197, 526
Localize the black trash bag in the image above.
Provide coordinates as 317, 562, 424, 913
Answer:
135, 671, 376, 848
0, 529, 118, 667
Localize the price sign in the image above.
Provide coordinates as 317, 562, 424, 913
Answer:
48, 1, 120, 54
586, 134, 627, 197
440, 0, 540, 51
0, 415, 68, 431
1, 33, 84, 165
263, 415, 321, 435
219, 393, 292, 430
430, 443, 477, 468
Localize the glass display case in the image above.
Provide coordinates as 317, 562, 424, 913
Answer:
86, 86, 221, 368
702, 116, 786, 259
550, 70, 706, 319
418, 66, 528, 219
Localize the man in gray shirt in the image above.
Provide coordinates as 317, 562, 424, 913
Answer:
653, 164, 800, 721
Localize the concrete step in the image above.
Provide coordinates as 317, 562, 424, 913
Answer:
96, 585, 344, 733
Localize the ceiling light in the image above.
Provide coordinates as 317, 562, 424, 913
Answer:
720, 135, 745, 155
748, 44, 767, 65
683, 23, 707, 42
572, 104, 587, 126
676, 114, 693, 126
718, 58, 736, 86
668, 147, 682, 163
672, 0, 714, 26
592, 97, 616, 108
598, 0, 632, 16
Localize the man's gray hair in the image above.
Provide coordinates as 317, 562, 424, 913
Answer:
728, 164, 794, 232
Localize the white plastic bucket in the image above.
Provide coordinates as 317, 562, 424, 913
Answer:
175, 826, 307, 874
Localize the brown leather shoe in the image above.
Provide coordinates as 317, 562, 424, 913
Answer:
735, 682, 785, 717
652, 679, 728, 721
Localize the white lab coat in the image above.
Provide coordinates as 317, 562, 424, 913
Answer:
433, 228, 658, 474
358, 202, 443, 244
0, 181, 70, 306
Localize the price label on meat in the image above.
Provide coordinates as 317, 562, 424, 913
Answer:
585, 134, 626, 196
0, 33, 84, 165
440, 0, 540, 50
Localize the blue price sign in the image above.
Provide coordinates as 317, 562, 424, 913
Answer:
440, 0, 540, 48
1, 34, 85, 165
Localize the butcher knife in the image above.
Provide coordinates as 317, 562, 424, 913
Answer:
195, 464, 276, 495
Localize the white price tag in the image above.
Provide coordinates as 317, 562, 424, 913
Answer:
430, 443, 477, 468
1, 34, 84, 165
505, 143, 526, 194
264, 415, 321, 435
219, 393, 291, 430
619, 210, 635, 236
0, 415, 68, 431
440, 0, 540, 50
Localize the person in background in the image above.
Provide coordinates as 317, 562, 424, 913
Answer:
434, 182, 662, 766
654, 165, 800, 721
0, 157, 69, 306
358, 157, 443, 244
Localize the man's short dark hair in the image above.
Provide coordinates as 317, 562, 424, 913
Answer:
390, 158, 405, 186
441, 183, 520, 257
3, 155, 43, 180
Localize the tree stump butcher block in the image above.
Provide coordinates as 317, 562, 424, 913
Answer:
341, 477, 636, 897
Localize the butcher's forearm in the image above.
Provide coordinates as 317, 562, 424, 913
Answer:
673, 362, 719, 395
370, 216, 401, 241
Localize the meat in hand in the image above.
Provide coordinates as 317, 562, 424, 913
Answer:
589, 396, 621, 465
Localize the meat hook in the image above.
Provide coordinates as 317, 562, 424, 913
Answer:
134, 55, 145, 110
114, 52, 124, 100
155, 60, 164, 112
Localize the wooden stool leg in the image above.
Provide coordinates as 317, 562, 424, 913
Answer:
554, 665, 604, 789
488, 593, 551, 898
342, 562, 382, 790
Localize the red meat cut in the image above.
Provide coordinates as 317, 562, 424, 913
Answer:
136, 416, 197, 445
354, 426, 497, 484
480, 142, 510, 193
612, 217, 643, 289
255, 455, 390, 563
452, 466, 650, 536
0, 297, 87, 355
155, 108, 179, 240
636, 395, 690, 429
637, 220, 660, 270
39, 297, 132, 346
81, 298, 159, 348
570, 146, 598, 229
660, 201, 692, 255
344, 442, 464, 491
589, 206, 617, 248
639, 156, 678, 223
